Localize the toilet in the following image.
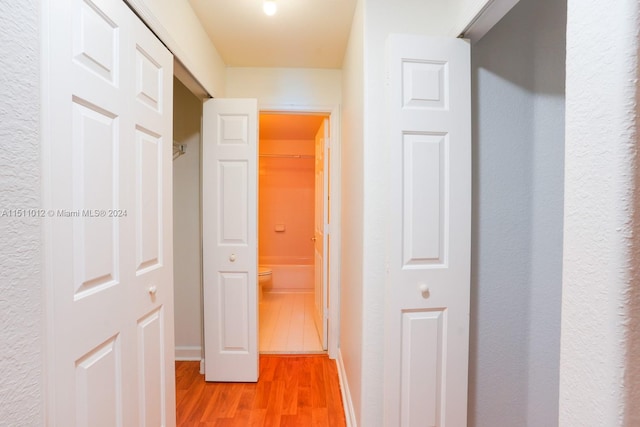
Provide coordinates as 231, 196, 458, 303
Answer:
258, 267, 272, 301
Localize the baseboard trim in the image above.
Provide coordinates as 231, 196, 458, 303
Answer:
337, 349, 357, 427
175, 346, 202, 361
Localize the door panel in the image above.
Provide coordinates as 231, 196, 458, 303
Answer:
220, 161, 249, 242
45, 0, 175, 425
400, 309, 445, 427
74, 336, 121, 427
137, 308, 165, 427
220, 273, 251, 351
71, 100, 119, 298
136, 129, 162, 273
403, 133, 447, 266
73, 0, 119, 85
385, 35, 471, 427
203, 99, 258, 382
135, 47, 164, 112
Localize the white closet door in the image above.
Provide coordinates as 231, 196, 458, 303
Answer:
44, 0, 175, 425
385, 35, 471, 427
202, 98, 259, 382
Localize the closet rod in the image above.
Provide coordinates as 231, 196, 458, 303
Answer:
259, 153, 314, 159
173, 142, 186, 161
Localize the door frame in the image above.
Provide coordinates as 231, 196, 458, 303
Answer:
259, 104, 341, 359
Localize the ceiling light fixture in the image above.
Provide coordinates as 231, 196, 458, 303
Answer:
263, 0, 277, 16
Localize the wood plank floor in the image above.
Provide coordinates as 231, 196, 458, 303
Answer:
176, 355, 346, 426
259, 292, 323, 353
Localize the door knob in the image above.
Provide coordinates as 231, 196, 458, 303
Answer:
418, 283, 430, 298
148, 285, 158, 295
229, 253, 237, 262
311, 236, 317, 242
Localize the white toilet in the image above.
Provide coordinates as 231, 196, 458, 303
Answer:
258, 267, 272, 301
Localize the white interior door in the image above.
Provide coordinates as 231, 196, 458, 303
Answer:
385, 35, 471, 427
44, 0, 175, 425
314, 119, 329, 350
202, 98, 258, 382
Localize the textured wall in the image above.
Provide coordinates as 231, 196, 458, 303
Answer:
470, 0, 566, 425
560, 0, 640, 425
173, 79, 204, 358
470, 12, 534, 425
0, 2, 43, 426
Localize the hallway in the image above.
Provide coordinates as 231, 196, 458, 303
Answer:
176, 355, 346, 426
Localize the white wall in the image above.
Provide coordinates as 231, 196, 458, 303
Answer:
470, 0, 565, 425
225, 67, 341, 107
339, 0, 365, 424
560, 0, 640, 425
0, 2, 42, 425
173, 79, 204, 360
128, 0, 226, 97
526, 3, 565, 424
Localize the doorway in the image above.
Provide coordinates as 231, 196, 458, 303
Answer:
202, 98, 335, 381
257, 112, 329, 353
176, 98, 340, 381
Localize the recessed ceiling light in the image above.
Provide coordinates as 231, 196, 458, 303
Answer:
263, 0, 277, 16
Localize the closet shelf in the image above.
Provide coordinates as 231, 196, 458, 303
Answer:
259, 153, 314, 159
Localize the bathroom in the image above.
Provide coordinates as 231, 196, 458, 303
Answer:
257, 112, 328, 353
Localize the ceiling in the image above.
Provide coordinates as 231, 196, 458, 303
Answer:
259, 113, 326, 140
188, 0, 358, 69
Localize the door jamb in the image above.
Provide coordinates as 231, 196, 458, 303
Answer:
259, 103, 341, 359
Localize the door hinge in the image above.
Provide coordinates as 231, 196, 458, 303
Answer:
324, 224, 330, 235
324, 308, 329, 321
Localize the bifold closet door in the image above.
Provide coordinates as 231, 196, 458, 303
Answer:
43, 0, 175, 424
385, 35, 471, 427
202, 98, 259, 382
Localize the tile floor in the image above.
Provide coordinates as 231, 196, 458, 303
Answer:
259, 292, 324, 353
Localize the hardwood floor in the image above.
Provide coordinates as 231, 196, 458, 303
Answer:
176, 355, 346, 426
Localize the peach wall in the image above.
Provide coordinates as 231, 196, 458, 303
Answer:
258, 139, 315, 268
